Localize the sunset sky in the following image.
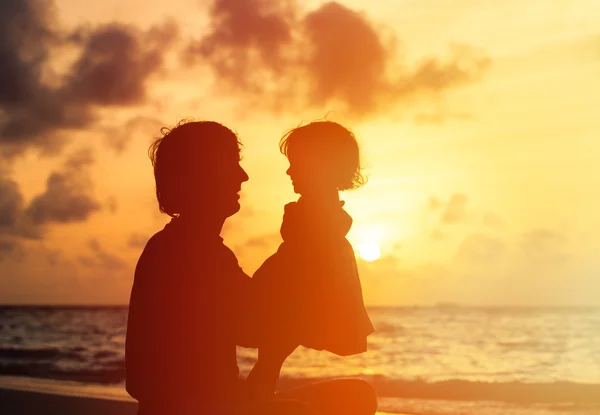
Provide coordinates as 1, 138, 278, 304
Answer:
1, 0, 598, 306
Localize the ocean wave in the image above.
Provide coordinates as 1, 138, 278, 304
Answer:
0, 361, 125, 384
371, 378, 600, 404
0, 347, 85, 361
278, 376, 600, 404
1, 357, 599, 405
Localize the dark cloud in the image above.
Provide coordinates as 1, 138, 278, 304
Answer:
0, 238, 20, 260
301, 2, 389, 115
101, 115, 164, 154
0, 172, 40, 239
302, 5, 489, 117
45, 248, 66, 267
0, 176, 24, 229
128, 232, 149, 249
78, 239, 128, 271
185, 0, 294, 92
0, 1, 54, 106
441, 193, 468, 224
0, 0, 68, 156
454, 233, 506, 264
0, 0, 177, 158
65, 21, 178, 107
26, 148, 101, 224
186, 1, 490, 118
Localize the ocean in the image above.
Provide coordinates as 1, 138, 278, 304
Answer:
1, 305, 599, 415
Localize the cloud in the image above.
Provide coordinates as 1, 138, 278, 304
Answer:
0, 237, 21, 261
65, 22, 178, 106
233, 232, 281, 258
0, 0, 67, 156
440, 193, 468, 224
0, 176, 24, 229
428, 196, 443, 210
519, 229, 569, 264
184, 0, 294, 92
0, 0, 177, 158
414, 110, 474, 125
101, 116, 164, 153
357, 254, 449, 305
454, 233, 506, 264
483, 211, 503, 228
25, 148, 101, 224
106, 196, 118, 214
128, 232, 149, 249
430, 228, 447, 241
78, 239, 128, 271
301, 5, 489, 117
0, 172, 40, 239
185, 1, 490, 118
301, 2, 390, 116
244, 233, 281, 248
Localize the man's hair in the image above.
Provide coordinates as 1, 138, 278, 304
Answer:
149, 120, 242, 217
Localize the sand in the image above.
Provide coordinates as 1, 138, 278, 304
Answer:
0, 376, 398, 415
0, 387, 137, 415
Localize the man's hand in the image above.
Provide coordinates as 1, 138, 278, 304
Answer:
259, 339, 298, 365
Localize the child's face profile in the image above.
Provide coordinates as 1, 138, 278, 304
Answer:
286, 144, 333, 196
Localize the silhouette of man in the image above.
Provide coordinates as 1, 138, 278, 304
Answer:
125, 121, 377, 415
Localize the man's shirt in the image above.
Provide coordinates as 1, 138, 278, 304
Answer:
125, 218, 259, 409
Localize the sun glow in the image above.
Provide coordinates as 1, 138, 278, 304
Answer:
357, 241, 381, 262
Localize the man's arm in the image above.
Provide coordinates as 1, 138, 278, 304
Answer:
228, 265, 263, 348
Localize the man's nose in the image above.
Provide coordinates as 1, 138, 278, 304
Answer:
286, 167, 291, 176
240, 166, 249, 182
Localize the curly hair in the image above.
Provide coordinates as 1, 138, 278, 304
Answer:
279, 121, 366, 191
149, 120, 243, 217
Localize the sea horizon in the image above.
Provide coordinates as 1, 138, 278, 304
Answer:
1, 303, 599, 310
2, 304, 599, 415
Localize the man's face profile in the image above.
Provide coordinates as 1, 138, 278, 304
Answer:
185, 141, 248, 220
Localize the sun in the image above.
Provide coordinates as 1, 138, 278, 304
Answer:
357, 241, 381, 262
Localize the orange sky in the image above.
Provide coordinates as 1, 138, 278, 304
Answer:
1, 0, 599, 306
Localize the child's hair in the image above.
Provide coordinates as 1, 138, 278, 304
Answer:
279, 121, 365, 191
149, 120, 242, 217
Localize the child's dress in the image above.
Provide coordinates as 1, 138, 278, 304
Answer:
253, 197, 374, 356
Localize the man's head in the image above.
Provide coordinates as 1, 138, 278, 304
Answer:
149, 120, 248, 220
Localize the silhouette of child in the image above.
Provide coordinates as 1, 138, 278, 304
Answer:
247, 121, 375, 397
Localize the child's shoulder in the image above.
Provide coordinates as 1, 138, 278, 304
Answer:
284, 201, 299, 213
280, 199, 353, 242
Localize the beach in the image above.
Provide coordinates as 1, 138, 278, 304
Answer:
0, 376, 398, 415
2, 306, 600, 415
0, 376, 136, 415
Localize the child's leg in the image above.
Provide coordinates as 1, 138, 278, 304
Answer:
246, 354, 283, 398
246, 343, 298, 399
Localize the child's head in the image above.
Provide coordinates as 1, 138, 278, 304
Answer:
149, 120, 248, 219
280, 121, 365, 196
